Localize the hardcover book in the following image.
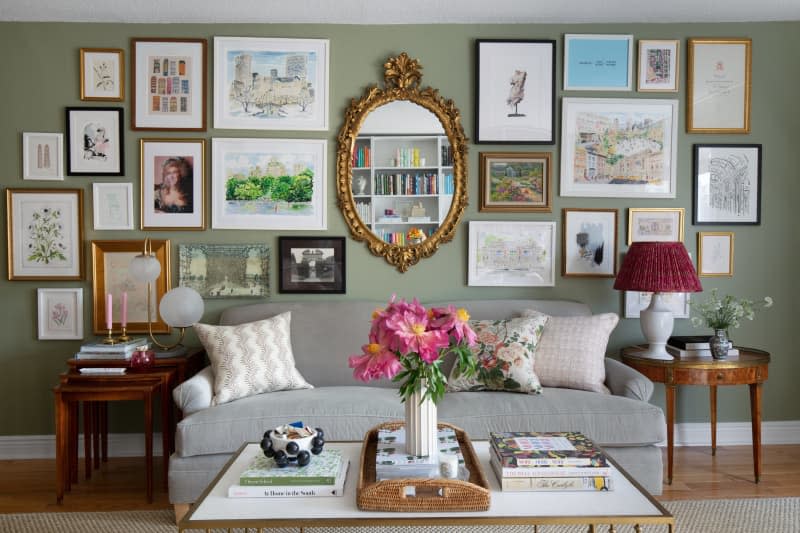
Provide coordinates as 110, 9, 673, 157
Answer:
375, 427, 465, 480
79, 337, 148, 353
489, 447, 611, 478
666, 345, 739, 358
229, 458, 349, 497
489, 431, 609, 468
490, 456, 612, 492
667, 335, 712, 350
238, 449, 343, 486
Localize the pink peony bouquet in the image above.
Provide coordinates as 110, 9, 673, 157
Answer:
348, 296, 478, 404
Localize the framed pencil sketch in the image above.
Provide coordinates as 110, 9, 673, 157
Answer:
627, 207, 685, 245
6, 188, 84, 281
475, 39, 555, 143
22, 132, 63, 180
131, 38, 207, 131
693, 144, 761, 225
560, 98, 678, 198
140, 138, 206, 230
478, 152, 551, 212
564, 34, 633, 91
93, 182, 134, 230
214, 37, 329, 131
66, 107, 124, 176
637, 40, 679, 92
178, 243, 269, 298
698, 232, 734, 277
37, 288, 84, 340
624, 291, 690, 319
561, 208, 618, 278
278, 236, 346, 294
687, 38, 752, 133
211, 138, 327, 230
468, 221, 556, 287
80, 48, 124, 101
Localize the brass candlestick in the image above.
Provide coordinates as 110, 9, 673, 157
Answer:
118, 326, 131, 343
102, 329, 118, 344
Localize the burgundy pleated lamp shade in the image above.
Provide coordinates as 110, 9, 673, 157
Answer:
614, 242, 702, 293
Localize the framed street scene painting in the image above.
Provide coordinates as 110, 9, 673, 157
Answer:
693, 144, 761, 225
278, 236, 345, 294
637, 40, 679, 92
561, 208, 618, 278
468, 221, 555, 287
564, 34, 633, 91
22, 132, 63, 180
37, 288, 84, 340
80, 48, 124, 101
478, 152, 551, 212
698, 232, 734, 277
93, 182, 134, 230
628, 207, 685, 244
66, 107, 124, 176
179, 243, 269, 298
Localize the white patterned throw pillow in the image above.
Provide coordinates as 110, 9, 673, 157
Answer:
194, 312, 313, 406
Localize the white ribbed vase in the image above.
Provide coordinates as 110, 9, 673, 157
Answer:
404, 379, 438, 457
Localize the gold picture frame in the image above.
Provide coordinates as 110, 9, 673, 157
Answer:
627, 207, 685, 245
697, 231, 734, 277
80, 48, 124, 101
561, 208, 618, 278
478, 152, 551, 213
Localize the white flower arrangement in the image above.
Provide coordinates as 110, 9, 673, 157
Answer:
690, 288, 773, 331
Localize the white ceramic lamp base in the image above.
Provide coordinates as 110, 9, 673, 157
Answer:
639, 292, 675, 360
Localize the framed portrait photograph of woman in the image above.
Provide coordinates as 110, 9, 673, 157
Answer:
140, 138, 205, 230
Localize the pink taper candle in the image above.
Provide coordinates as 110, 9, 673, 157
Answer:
121, 292, 128, 328
106, 293, 113, 330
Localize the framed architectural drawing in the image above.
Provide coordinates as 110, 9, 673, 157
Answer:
178, 243, 269, 298
22, 132, 63, 180
693, 144, 761, 225
698, 232, 734, 277
37, 288, 84, 340
637, 40, 679, 92
478, 152, 551, 212
628, 207, 685, 244
80, 48, 124, 101
93, 182, 134, 230
66, 107, 124, 176
561, 208, 618, 278
468, 221, 556, 287
278, 236, 345, 294
564, 34, 633, 91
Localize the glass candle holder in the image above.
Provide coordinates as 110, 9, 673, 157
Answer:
130, 345, 155, 371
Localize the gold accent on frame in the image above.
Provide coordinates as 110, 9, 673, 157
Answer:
627, 207, 685, 245
697, 231, 734, 277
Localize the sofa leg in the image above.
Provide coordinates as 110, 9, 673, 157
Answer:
173, 503, 190, 524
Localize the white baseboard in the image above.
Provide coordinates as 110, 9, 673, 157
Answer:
1, 421, 799, 459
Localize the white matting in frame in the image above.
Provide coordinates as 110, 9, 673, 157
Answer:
37, 288, 84, 340
93, 182, 134, 230
468, 220, 556, 287
624, 291, 690, 319
22, 132, 63, 180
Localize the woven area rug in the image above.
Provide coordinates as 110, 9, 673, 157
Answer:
0, 498, 797, 532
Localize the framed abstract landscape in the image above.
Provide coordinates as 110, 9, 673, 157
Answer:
478, 152, 551, 212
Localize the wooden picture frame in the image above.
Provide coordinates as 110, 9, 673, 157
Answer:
93, 182, 134, 230
564, 34, 633, 91
637, 40, 679, 92
278, 236, 346, 294
698, 232, 734, 277
66, 107, 124, 176
22, 132, 63, 180
178, 243, 269, 299
37, 288, 84, 340
561, 208, 618, 278
478, 152, 551, 212
693, 144, 762, 225
468, 221, 556, 287
627, 207, 685, 245
80, 48, 124, 101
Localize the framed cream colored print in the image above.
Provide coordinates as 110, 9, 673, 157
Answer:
80, 48, 124, 101
698, 231, 734, 276
628, 208, 684, 245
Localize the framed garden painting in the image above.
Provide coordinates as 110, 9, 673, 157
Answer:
561, 208, 618, 278
564, 34, 633, 91
278, 236, 345, 294
693, 144, 761, 225
624, 291, 690, 319
6, 188, 84, 281
37, 288, 84, 340
627, 207, 685, 244
178, 243, 269, 298
698, 232, 734, 277
214, 37, 329, 131
560, 98, 678, 198
66, 107, 124, 176
478, 152, 551, 212
80, 48, 124, 101
22, 132, 63, 180
474, 39, 555, 143
468, 221, 556, 287
637, 40, 679, 92
93, 182, 134, 230
131, 38, 207, 131
211, 138, 327, 230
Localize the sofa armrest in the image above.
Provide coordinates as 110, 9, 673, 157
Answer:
604, 357, 654, 402
173, 365, 214, 416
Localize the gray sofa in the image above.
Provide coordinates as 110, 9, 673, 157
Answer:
169, 299, 665, 504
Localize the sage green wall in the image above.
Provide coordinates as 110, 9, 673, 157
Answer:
1, 22, 797, 438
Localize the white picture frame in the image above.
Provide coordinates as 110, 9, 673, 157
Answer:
698, 232, 734, 277
564, 34, 633, 91
22, 132, 63, 181
561, 208, 618, 278
624, 291, 690, 319
37, 288, 84, 340
627, 207, 685, 245
468, 221, 556, 287
93, 182, 134, 230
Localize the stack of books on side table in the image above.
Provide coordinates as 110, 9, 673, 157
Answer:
228, 448, 349, 498
74, 337, 149, 360
666, 335, 739, 358
489, 431, 613, 492
375, 426, 467, 481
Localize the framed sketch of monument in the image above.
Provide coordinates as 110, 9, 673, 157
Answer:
693, 144, 761, 225
178, 243, 269, 299
278, 236, 345, 294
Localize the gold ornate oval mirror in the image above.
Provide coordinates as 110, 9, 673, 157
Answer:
336, 53, 468, 272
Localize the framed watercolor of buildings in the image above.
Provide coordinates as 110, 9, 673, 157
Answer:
468, 220, 556, 287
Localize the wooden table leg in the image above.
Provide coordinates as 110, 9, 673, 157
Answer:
709, 385, 717, 457
54, 388, 66, 504
144, 391, 154, 503
91, 402, 101, 469
160, 379, 171, 489
665, 384, 676, 485
68, 400, 78, 486
100, 401, 108, 462
83, 401, 93, 479
749, 382, 763, 483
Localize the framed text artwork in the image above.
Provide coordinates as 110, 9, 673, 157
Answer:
468, 221, 556, 287
564, 34, 633, 91
80, 48, 124, 101
474, 39, 555, 144
178, 243, 269, 298
693, 144, 761, 225
66, 107, 124, 176
561, 208, 618, 278
37, 288, 84, 340
478, 152, 551, 212
627, 208, 685, 245
278, 236, 346, 294
637, 40, 679, 92
93, 182, 134, 230
22, 132, 63, 181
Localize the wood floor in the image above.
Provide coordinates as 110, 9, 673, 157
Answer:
1, 445, 798, 513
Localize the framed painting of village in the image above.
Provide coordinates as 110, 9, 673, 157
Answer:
467, 221, 556, 287
478, 152, 551, 212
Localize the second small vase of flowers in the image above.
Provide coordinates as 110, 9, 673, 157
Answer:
691, 289, 773, 359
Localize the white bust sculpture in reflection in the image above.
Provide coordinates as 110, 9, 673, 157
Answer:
356, 176, 367, 194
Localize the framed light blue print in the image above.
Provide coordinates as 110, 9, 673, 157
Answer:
564, 34, 633, 91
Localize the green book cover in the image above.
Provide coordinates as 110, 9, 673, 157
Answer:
239, 449, 342, 486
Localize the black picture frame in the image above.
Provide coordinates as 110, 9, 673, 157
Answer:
278, 236, 346, 294
475, 39, 556, 144
693, 144, 762, 225
65, 107, 124, 176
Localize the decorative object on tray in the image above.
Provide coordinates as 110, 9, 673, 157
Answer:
260, 422, 325, 467
348, 296, 478, 457
690, 288, 772, 359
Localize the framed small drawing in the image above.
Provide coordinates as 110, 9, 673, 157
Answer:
178, 243, 269, 298
698, 232, 734, 277
6, 188, 84, 281
93, 182, 134, 230
624, 291, 690, 319
22, 132, 63, 180
474, 39, 555, 144
211, 138, 327, 230
693, 144, 761, 225
131, 38, 207, 131
687, 38, 752, 133
278, 236, 346, 294
637, 40, 679, 92
564, 34, 633, 91
91, 239, 170, 334
140, 138, 206, 230
628, 207, 685, 245
468, 221, 556, 287
80, 48, 124, 101
66, 107, 124, 176
560, 98, 678, 198
37, 288, 84, 340
478, 152, 551, 212
561, 208, 618, 278
214, 37, 329, 131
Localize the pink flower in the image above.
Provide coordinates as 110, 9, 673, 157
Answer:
384, 309, 449, 363
431, 305, 477, 345
348, 343, 402, 382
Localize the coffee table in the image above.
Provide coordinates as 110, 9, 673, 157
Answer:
179, 441, 673, 532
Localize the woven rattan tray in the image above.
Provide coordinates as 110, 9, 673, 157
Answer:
356, 421, 490, 512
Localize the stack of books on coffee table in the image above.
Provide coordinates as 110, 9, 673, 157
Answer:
489, 431, 613, 492
667, 335, 739, 358
375, 426, 465, 480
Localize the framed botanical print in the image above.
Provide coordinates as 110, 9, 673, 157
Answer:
37, 288, 84, 340
6, 188, 84, 281
628, 207, 685, 244
468, 221, 556, 287
693, 144, 761, 225
93, 182, 134, 230
637, 40, 679, 92
478, 152, 551, 212
564, 34, 633, 91
66, 107, 124, 176
178, 243, 270, 298
278, 236, 345, 294
698, 232, 734, 277
22, 132, 63, 180
80, 48, 124, 101
561, 208, 618, 278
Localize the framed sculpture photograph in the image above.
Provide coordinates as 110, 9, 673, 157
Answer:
93, 182, 134, 230
65, 107, 124, 176
178, 243, 269, 298
698, 232, 734, 277
687, 38, 752, 133
278, 236, 345, 294
214, 36, 329, 131
624, 291, 690, 319
561, 208, 618, 278
22, 132, 63, 180
693, 144, 761, 225
560, 98, 678, 198
637, 40, 679, 92
627, 207, 685, 244
474, 39, 555, 143
91, 239, 170, 334
211, 137, 327, 230
6, 188, 84, 281
468, 221, 556, 287
563, 34, 633, 91
131, 38, 207, 131
478, 152, 551, 212
37, 288, 84, 340
140, 138, 206, 230
80, 48, 124, 101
